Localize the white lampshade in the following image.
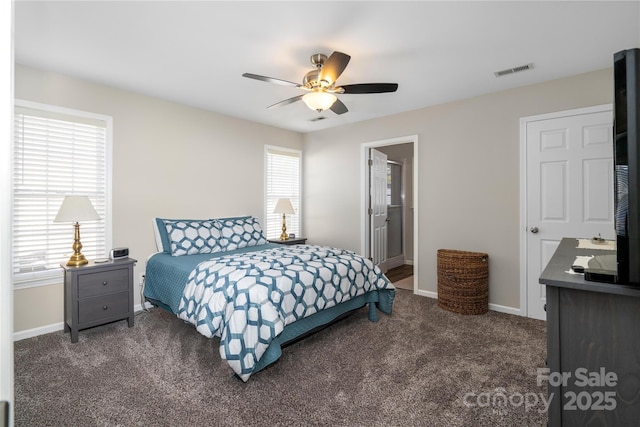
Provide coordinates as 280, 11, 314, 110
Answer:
54, 195, 101, 223
273, 198, 295, 215
302, 91, 337, 112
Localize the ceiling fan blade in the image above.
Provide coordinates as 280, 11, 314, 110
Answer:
242, 73, 302, 88
339, 83, 399, 94
267, 95, 304, 109
319, 51, 351, 84
330, 98, 348, 115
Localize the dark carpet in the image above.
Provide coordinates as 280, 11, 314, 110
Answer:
14, 290, 548, 426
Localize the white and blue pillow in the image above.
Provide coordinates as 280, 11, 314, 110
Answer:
164, 219, 223, 256
153, 216, 268, 255
217, 216, 267, 251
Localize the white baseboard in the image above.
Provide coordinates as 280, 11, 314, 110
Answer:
412, 290, 523, 317
13, 302, 154, 341
488, 303, 522, 316
13, 322, 64, 341
415, 289, 437, 299
136, 301, 154, 312
387, 255, 406, 270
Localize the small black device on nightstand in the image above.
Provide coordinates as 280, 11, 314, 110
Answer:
110, 247, 129, 260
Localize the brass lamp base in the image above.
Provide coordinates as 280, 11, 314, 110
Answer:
280, 213, 289, 241
66, 253, 89, 267
66, 221, 89, 266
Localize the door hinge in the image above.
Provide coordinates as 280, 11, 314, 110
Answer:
368, 208, 373, 215
368, 159, 373, 166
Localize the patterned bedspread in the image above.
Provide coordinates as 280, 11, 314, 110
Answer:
176, 244, 394, 381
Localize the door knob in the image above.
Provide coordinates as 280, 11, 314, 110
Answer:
530, 227, 539, 234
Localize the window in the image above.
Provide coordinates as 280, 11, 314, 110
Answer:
265, 146, 301, 239
13, 100, 112, 288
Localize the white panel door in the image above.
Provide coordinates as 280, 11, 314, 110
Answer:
370, 148, 388, 273
526, 107, 614, 320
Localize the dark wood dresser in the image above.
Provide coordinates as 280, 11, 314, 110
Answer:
539, 238, 640, 426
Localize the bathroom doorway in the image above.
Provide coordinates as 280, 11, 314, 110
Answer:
377, 143, 414, 290
361, 135, 417, 293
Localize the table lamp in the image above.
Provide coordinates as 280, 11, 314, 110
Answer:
273, 198, 295, 241
54, 195, 101, 266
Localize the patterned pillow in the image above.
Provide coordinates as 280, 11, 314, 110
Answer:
217, 216, 267, 251
164, 220, 223, 256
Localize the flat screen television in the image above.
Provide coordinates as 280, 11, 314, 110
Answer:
614, 48, 640, 285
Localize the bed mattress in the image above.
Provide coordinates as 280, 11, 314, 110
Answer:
144, 243, 394, 381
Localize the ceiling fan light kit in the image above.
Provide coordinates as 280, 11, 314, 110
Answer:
302, 90, 337, 112
243, 51, 398, 116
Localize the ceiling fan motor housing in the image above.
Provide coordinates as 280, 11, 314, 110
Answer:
304, 53, 333, 88
303, 69, 320, 87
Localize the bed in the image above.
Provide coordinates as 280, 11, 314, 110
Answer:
144, 216, 395, 381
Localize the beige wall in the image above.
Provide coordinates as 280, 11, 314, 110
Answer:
13, 64, 303, 333
303, 68, 613, 311
13, 65, 614, 333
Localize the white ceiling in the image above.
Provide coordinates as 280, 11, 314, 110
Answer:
14, 1, 640, 134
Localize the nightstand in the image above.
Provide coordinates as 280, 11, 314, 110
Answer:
61, 258, 136, 343
268, 237, 307, 245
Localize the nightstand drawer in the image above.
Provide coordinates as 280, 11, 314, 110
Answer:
78, 292, 129, 324
77, 268, 129, 298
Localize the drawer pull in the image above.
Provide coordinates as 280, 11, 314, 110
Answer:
103, 281, 108, 286
103, 305, 108, 310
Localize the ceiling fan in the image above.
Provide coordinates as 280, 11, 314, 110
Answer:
242, 51, 398, 115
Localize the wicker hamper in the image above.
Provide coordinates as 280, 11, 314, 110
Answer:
437, 249, 489, 315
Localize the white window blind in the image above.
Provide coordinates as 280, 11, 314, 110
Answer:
265, 147, 301, 239
13, 102, 111, 287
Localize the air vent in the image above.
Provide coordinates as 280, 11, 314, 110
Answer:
310, 116, 328, 122
494, 63, 535, 77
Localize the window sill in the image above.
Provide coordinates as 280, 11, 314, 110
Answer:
13, 269, 64, 290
